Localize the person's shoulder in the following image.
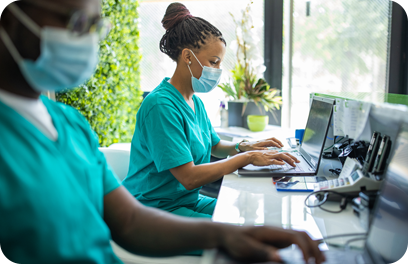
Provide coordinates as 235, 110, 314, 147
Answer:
141, 79, 179, 110
193, 95, 206, 112
42, 96, 99, 143
193, 94, 204, 106
41, 96, 90, 128
42, 96, 81, 116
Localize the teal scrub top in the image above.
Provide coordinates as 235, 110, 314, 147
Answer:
123, 78, 220, 211
0, 96, 122, 264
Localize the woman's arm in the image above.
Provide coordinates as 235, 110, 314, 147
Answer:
211, 138, 285, 159
170, 151, 299, 190
104, 186, 325, 264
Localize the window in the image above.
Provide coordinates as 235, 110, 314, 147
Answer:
284, 0, 391, 128
139, 0, 264, 126
388, 2, 408, 95
140, 0, 391, 129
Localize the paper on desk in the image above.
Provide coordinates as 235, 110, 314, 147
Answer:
333, 99, 345, 136
343, 100, 371, 139
339, 157, 362, 178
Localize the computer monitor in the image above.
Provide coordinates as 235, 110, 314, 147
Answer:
299, 97, 334, 167
365, 122, 408, 263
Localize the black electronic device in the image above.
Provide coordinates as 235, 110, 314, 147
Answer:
351, 197, 362, 216
371, 135, 391, 175
363, 132, 381, 174
359, 191, 378, 209
337, 140, 368, 165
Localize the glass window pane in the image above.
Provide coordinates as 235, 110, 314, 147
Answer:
290, 0, 391, 128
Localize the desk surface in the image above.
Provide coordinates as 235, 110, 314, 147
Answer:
213, 173, 366, 247
212, 126, 366, 248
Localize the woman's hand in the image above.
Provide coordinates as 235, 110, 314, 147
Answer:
218, 225, 325, 264
248, 150, 300, 167
239, 137, 284, 152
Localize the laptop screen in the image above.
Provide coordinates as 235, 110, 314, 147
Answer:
300, 98, 334, 168
366, 123, 408, 263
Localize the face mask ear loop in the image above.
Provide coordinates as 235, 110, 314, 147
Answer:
187, 62, 194, 78
7, 4, 41, 37
189, 49, 204, 68
0, 27, 23, 64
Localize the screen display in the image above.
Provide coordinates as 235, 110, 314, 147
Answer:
366, 125, 408, 263
351, 171, 360, 182
301, 99, 333, 165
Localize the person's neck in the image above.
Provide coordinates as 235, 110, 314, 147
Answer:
169, 66, 194, 101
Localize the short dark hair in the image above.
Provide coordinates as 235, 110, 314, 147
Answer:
159, 2, 226, 62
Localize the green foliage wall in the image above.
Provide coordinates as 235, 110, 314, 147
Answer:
56, 0, 142, 147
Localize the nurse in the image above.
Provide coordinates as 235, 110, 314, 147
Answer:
123, 3, 300, 218
0, 1, 324, 264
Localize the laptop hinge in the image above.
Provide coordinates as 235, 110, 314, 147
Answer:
299, 148, 316, 171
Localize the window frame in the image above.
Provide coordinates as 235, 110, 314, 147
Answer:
264, 0, 284, 126
387, 1, 408, 95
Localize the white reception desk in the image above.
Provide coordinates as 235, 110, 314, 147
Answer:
212, 125, 366, 248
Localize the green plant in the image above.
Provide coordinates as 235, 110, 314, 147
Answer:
218, 1, 282, 115
219, 64, 282, 113
56, 0, 142, 147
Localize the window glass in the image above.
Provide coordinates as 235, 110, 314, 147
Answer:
290, 0, 391, 128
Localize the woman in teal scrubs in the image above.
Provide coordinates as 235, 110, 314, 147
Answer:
123, 3, 299, 219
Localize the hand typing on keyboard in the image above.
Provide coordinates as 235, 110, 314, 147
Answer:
270, 163, 304, 172
237, 137, 285, 152
248, 150, 301, 167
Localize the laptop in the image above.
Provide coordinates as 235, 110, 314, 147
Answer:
202, 122, 408, 264
238, 97, 335, 176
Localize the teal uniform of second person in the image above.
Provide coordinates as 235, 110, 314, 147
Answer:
123, 77, 220, 218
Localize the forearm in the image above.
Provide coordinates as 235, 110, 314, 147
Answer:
172, 152, 254, 190
109, 197, 224, 256
211, 140, 242, 158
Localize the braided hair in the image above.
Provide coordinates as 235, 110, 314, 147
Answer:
160, 2, 226, 62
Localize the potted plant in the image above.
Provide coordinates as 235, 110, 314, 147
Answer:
218, 1, 282, 130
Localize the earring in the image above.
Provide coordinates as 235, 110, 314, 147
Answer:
189, 61, 192, 65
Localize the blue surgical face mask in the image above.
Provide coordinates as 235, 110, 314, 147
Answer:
187, 50, 222, 93
0, 4, 99, 93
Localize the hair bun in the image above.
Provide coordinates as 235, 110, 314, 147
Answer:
161, 3, 192, 31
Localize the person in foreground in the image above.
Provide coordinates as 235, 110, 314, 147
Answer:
0, 0, 324, 263
123, 2, 300, 219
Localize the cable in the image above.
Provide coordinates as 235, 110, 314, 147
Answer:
329, 168, 342, 175
304, 190, 354, 214
344, 237, 367, 251
323, 136, 345, 151
318, 194, 348, 213
316, 233, 368, 244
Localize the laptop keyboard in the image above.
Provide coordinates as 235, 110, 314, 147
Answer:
279, 247, 356, 264
270, 163, 304, 172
